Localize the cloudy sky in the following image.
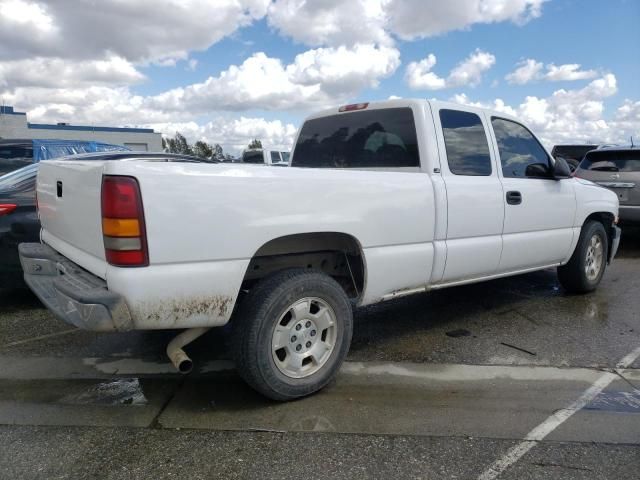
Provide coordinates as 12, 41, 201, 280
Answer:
0, 0, 638, 153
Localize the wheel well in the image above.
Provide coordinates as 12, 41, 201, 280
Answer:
242, 232, 365, 299
584, 212, 615, 252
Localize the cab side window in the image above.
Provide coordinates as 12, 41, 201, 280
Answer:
491, 117, 551, 179
440, 109, 492, 176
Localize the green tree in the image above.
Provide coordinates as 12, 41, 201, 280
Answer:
192, 140, 213, 159
209, 143, 225, 161
248, 138, 262, 149
165, 132, 193, 155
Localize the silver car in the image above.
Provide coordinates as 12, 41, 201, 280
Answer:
574, 146, 640, 223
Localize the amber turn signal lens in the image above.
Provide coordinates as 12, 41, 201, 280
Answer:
102, 218, 140, 237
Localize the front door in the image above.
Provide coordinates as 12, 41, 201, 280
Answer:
487, 116, 576, 272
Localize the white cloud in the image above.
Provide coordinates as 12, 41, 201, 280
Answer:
268, 0, 548, 48
449, 93, 518, 116
544, 63, 598, 82
0, 0, 54, 31
451, 74, 638, 146
506, 58, 599, 84
406, 49, 495, 90
148, 45, 400, 113
613, 100, 640, 131
288, 44, 400, 94
2, 43, 400, 125
387, 0, 547, 40
0, 0, 270, 64
3, 86, 172, 125
505, 59, 544, 85
267, 0, 390, 47
405, 54, 446, 90
448, 50, 496, 88
0, 56, 144, 88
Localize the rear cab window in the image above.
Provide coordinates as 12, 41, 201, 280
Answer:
292, 107, 420, 169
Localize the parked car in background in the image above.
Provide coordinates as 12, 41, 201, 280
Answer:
0, 139, 127, 176
551, 144, 600, 172
0, 164, 39, 287
574, 146, 640, 224
241, 147, 290, 166
20, 99, 619, 401
0, 141, 129, 288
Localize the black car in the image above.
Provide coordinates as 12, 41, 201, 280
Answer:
0, 139, 34, 176
0, 164, 39, 287
0, 152, 214, 288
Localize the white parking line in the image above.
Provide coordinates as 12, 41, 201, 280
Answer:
477, 345, 640, 480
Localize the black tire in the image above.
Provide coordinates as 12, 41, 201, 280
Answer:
232, 268, 353, 401
558, 220, 608, 293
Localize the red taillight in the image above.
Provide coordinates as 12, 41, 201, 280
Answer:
101, 176, 148, 267
0, 204, 17, 216
102, 177, 141, 218
339, 102, 369, 112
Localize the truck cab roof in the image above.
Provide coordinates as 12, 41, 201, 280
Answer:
305, 98, 521, 124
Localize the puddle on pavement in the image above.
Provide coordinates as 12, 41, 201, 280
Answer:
585, 389, 640, 413
59, 378, 148, 406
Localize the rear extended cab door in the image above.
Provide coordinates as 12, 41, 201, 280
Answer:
429, 103, 505, 284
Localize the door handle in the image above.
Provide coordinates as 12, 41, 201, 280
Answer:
506, 191, 522, 205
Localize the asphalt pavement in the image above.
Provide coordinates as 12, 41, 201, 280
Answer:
1, 226, 639, 479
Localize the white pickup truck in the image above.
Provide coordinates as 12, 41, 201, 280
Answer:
241, 147, 290, 166
20, 99, 620, 400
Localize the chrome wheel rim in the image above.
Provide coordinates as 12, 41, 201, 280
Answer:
585, 234, 604, 281
271, 297, 337, 379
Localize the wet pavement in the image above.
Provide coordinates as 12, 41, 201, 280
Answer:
1, 226, 639, 479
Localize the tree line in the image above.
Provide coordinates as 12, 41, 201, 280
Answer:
162, 133, 263, 161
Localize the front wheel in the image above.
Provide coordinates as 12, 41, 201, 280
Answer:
232, 269, 353, 401
558, 220, 608, 293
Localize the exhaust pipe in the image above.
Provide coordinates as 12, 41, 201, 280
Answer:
166, 327, 211, 374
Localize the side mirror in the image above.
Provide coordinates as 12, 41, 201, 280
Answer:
552, 157, 572, 179
525, 162, 550, 178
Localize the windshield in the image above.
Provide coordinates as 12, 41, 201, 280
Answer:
0, 144, 33, 176
552, 145, 598, 162
579, 150, 640, 172
292, 108, 419, 168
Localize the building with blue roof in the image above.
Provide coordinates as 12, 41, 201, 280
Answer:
0, 105, 162, 152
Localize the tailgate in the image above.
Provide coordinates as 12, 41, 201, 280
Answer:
37, 160, 107, 274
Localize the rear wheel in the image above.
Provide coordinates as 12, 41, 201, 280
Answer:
558, 220, 608, 293
232, 269, 353, 401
